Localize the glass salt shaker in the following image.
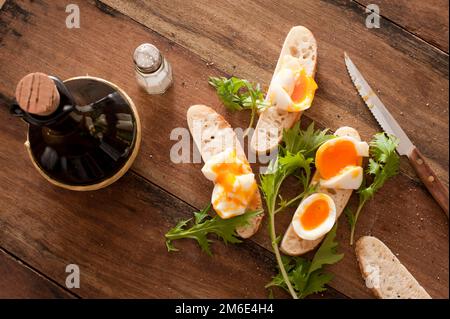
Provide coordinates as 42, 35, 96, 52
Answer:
133, 43, 173, 94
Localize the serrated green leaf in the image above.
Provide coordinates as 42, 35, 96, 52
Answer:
309, 224, 344, 274
300, 270, 334, 298
367, 158, 381, 175
194, 204, 210, 224
165, 239, 178, 253
361, 133, 400, 201
348, 132, 400, 244
165, 205, 263, 255
281, 122, 335, 158
208, 76, 268, 132
344, 207, 356, 229
265, 225, 343, 299
260, 120, 344, 299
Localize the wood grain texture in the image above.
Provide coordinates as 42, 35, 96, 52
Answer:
101, 0, 449, 186
0, 106, 284, 298
356, 0, 449, 53
0, 248, 74, 298
0, 1, 286, 298
0, 0, 447, 299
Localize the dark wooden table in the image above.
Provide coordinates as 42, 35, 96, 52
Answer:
0, 0, 448, 299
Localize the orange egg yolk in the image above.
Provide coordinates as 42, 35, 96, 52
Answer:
300, 199, 330, 230
211, 158, 256, 216
213, 162, 246, 192
316, 140, 362, 180
291, 69, 318, 103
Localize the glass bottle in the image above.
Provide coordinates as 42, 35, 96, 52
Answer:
133, 43, 173, 94
11, 73, 140, 190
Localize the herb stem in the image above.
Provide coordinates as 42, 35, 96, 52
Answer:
274, 192, 306, 214
243, 106, 257, 138
268, 200, 298, 299
349, 201, 366, 245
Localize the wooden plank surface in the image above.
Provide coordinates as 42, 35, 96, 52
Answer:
0, 0, 290, 298
356, 0, 449, 53
0, 105, 284, 298
97, 0, 448, 298
0, 0, 448, 299
102, 0, 449, 186
0, 248, 74, 298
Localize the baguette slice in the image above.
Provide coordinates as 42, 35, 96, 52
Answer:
280, 126, 359, 256
187, 104, 263, 238
356, 236, 431, 299
251, 26, 317, 154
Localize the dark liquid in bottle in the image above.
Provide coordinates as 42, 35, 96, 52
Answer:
28, 78, 138, 187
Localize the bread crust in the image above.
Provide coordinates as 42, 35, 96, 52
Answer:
187, 104, 263, 238
251, 26, 318, 154
280, 127, 360, 256
356, 236, 431, 299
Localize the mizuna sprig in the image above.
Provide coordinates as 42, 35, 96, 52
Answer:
346, 133, 400, 245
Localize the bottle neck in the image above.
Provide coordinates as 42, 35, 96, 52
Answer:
44, 110, 81, 134
33, 86, 78, 132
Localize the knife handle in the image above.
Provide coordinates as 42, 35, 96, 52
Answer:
409, 147, 449, 217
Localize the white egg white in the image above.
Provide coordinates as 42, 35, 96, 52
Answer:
268, 54, 317, 113
268, 85, 293, 112
316, 137, 369, 190
320, 165, 363, 190
292, 193, 336, 241
201, 148, 256, 219
272, 68, 297, 95
211, 184, 246, 219
211, 173, 256, 219
201, 148, 243, 182
233, 173, 256, 192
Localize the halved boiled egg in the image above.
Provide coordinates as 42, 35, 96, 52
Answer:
320, 166, 363, 189
201, 148, 257, 219
267, 55, 318, 113
292, 193, 336, 241
315, 136, 369, 189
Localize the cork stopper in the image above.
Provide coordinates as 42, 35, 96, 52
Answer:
15, 72, 60, 116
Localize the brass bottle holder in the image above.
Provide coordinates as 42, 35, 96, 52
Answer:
22, 76, 141, 191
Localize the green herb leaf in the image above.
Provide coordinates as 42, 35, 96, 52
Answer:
165, 205, 263, 256
193, 204, 210, 224
300, 271, 334, 298
208, 76, 246, 112
260, 121, 343, 299
208, 76, 269, 133
344, 207, 356, 229
281, 122, 335, 158
348, 132, 400, 244
308, 224, 344, 274
266, 224, 343, 299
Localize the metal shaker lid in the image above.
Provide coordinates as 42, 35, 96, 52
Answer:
133, 43, 162, 73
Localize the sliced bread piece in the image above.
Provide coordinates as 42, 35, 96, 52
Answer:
187, 104, 263, 238
280, 126, 359, 255
251, 26, 317, 154
356, 236, 431, 299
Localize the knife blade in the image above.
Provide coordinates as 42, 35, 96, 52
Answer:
344, 52, 449, 216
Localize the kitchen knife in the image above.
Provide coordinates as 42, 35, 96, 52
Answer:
344, 52, 449, 217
